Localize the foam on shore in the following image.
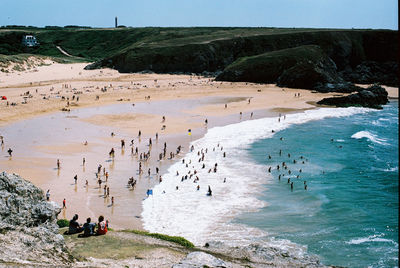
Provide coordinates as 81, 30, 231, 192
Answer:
142, 106, 372, 253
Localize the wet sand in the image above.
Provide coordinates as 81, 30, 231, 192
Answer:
0, 62, 386, 230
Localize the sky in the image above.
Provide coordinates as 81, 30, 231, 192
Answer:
0, 0, 398, 29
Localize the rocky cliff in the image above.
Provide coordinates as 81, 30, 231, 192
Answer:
0, 172, 71, 266
88, 30, 397, 87
215, 45, 340, 87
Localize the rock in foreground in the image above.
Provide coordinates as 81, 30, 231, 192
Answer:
0, 172, 71, 266
172, 252, 230, 268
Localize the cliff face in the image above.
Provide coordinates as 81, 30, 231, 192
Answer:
0, 172, 71, 266
91, 30, 397, 82
215, 45, 340, 87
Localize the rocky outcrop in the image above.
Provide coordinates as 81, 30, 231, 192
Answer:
317, 84, 388, 109
203, 241, 326, 267
313, 82, 364, 93
341, 61, 398, 87
276, 61, 340, 89
216, 45, 340, 87
0, 172, 71, 266
173, 252, 230, 268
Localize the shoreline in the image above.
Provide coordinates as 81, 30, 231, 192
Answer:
0, 62, 395, 231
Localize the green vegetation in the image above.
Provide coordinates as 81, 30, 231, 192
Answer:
0, 26, 396, 85
1, 27, 305, 60
123, 229, 195, 248
220, 45, 329, 81
60, 228, 191, 262
0, 53, 85, 72
2, 26, 391, 62
61, 229, 161, 261
57, 219, 69, 228
215, 44, 339, 87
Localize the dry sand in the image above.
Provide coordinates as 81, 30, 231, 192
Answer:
0, 62, 394, 230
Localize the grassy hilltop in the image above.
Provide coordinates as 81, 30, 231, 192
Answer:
0, 26, 397, 87
0, 26, 347, 60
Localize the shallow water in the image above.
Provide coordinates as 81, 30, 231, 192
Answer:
0, 95, 272, 229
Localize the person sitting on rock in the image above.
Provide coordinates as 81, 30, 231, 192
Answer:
68, 214, 83, 234
96, 215, 108, 235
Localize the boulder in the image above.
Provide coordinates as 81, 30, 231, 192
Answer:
317, 84, 388, 109
0, 172, 71, 266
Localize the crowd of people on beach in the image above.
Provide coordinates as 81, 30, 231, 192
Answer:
1, 84, 314, 231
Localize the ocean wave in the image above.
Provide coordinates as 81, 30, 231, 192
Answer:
378, 118, 390, 121
346, 234, 398, 246
142, 106, 370, 249
384, 167, 398, 172
351, 131, 389, 146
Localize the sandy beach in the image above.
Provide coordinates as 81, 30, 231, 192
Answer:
0, 61, 396, 230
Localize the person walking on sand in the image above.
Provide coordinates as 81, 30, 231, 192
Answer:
111, 196, 114, 205
74, 175, 78, 184
7, 148, 12, 156
109, 148, 115, 158
63, 198, 66, 208
57, 159, 60, 169
46, 189, 50, 201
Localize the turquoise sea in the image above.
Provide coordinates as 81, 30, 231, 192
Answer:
239, 101, 398, 267
142, 101, 398, 267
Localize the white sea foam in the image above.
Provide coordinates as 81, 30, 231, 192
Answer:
142, 107, 370, 248
351, 130, 389, 145
384, 167, 398, 172
347, 235, 398, 246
